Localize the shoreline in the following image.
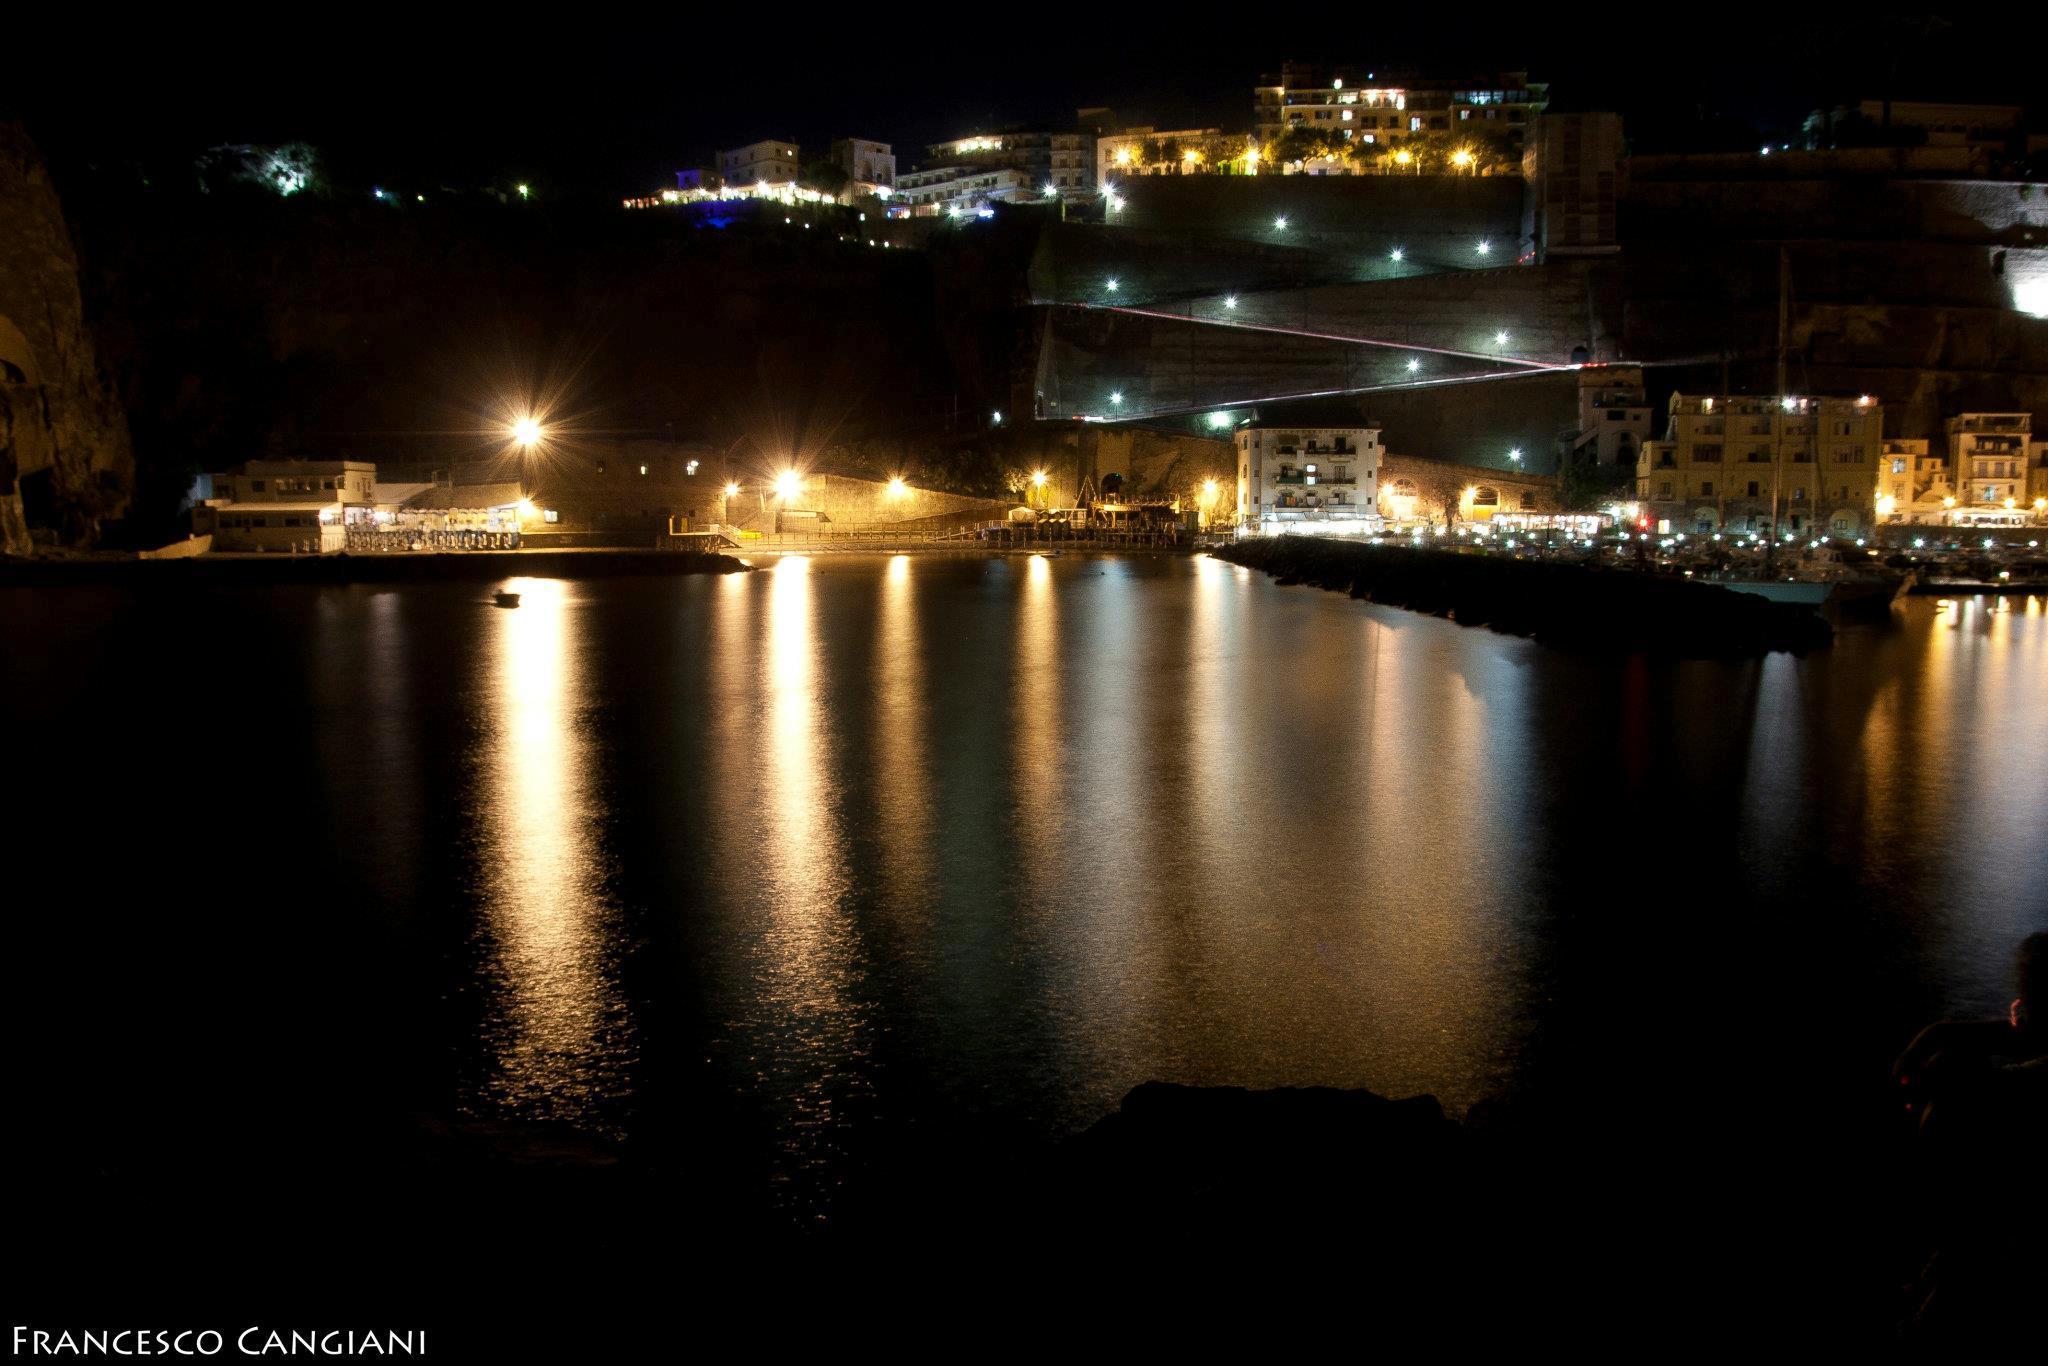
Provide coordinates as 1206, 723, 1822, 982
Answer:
0, 548, 749, 587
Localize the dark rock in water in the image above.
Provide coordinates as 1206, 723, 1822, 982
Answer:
1060, 1082, 1468, 1237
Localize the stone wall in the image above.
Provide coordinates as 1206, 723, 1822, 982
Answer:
1107, 175, 1527, 264
1378, 453, 1562, 523
0, 124, 132, 550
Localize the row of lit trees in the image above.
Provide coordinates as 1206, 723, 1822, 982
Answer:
1258, 127, 1516, 176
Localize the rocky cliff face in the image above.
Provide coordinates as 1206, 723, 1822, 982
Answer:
0, 123, 132, 551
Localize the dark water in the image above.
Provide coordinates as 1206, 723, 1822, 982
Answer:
5, 554, 2044, 1246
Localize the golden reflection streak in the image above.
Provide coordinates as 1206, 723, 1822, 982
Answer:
475, 577, 630, 1126
1185, 555, 1241, 883
755, 557, 866, 1149
1013, 555, 1063, 869
874, 556, 936, 913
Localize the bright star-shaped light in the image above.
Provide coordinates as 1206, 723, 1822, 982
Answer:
512, 417, 543, 447
1273, 215, 1288, 230
1405, 358, 1421, 374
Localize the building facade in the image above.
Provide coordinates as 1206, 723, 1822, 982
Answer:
1253, 65, 1546, 160
1944, 412, 2034, 525
1637, 394, 1884, 537
1377, 454, 1560, 527
926, 131, 1094, 197
199, 459, 377, 552
1234, 419, 1382, 534
830, 138, 896, 194
1521, 113, 1623, 260
1561, 364, 1651, 472
717, 140, 798, 188
891, 165, 1035, 216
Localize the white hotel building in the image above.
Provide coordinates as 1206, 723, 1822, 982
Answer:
1234, 419, 1383, 535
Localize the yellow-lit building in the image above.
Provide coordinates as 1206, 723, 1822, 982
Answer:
1944, 412, 2034, 526
1234, 417, 1383, 535
1637, 393, 1883, 537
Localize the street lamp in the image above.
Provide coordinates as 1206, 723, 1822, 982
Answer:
512, 417, 543, 447
775, 469, 802, 501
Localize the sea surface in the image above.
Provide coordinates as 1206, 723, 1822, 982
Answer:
5, 553, 2043, 1238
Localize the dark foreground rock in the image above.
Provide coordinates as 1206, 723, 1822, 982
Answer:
1214, 535, 1832, 656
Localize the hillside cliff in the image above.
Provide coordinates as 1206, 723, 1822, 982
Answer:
0, 123, 133, 550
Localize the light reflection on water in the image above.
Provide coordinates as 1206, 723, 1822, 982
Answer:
372, 564, 2044, 1200
469, 576, 634, 1128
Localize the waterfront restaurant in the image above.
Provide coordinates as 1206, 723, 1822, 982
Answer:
197, 458, 378, 552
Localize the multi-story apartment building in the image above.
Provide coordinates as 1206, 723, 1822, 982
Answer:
926, 131, 1094, 197
1560, 365, 1651, 473
717, 139, 798, 188
2031, 439, 2048, 518
891, 165, 1035, 216
1944, 413, 2034, 525
830, 138, 896, 194
1252, 64, 1546, 159
1234, 418, 1382, 535
1637, 394, 1883, 537
1873, 438, 1961, 524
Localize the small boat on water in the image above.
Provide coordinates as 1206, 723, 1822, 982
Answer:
493, 590, 521, 608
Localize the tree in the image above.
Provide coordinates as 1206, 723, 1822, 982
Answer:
798, 160, 850, 198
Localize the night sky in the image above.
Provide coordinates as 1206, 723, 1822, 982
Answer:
10, 9, 2047, 196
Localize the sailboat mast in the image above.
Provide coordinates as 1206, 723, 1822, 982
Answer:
1767, 247, 1789, 575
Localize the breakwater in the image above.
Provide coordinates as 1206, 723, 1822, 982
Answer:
1213, 536, 1831, 656
0, 548, 749, 588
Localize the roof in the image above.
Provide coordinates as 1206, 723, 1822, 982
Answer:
403, 482, 525, 510
212, 501, 342, 514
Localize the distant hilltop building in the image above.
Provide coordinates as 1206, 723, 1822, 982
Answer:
629, 135, 900, 217
1253, 64, 1547, 165
717, 139, 798, 188
926, 129, 1095, 199
892, 165, 1035, 217
830, 138, 896, 196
